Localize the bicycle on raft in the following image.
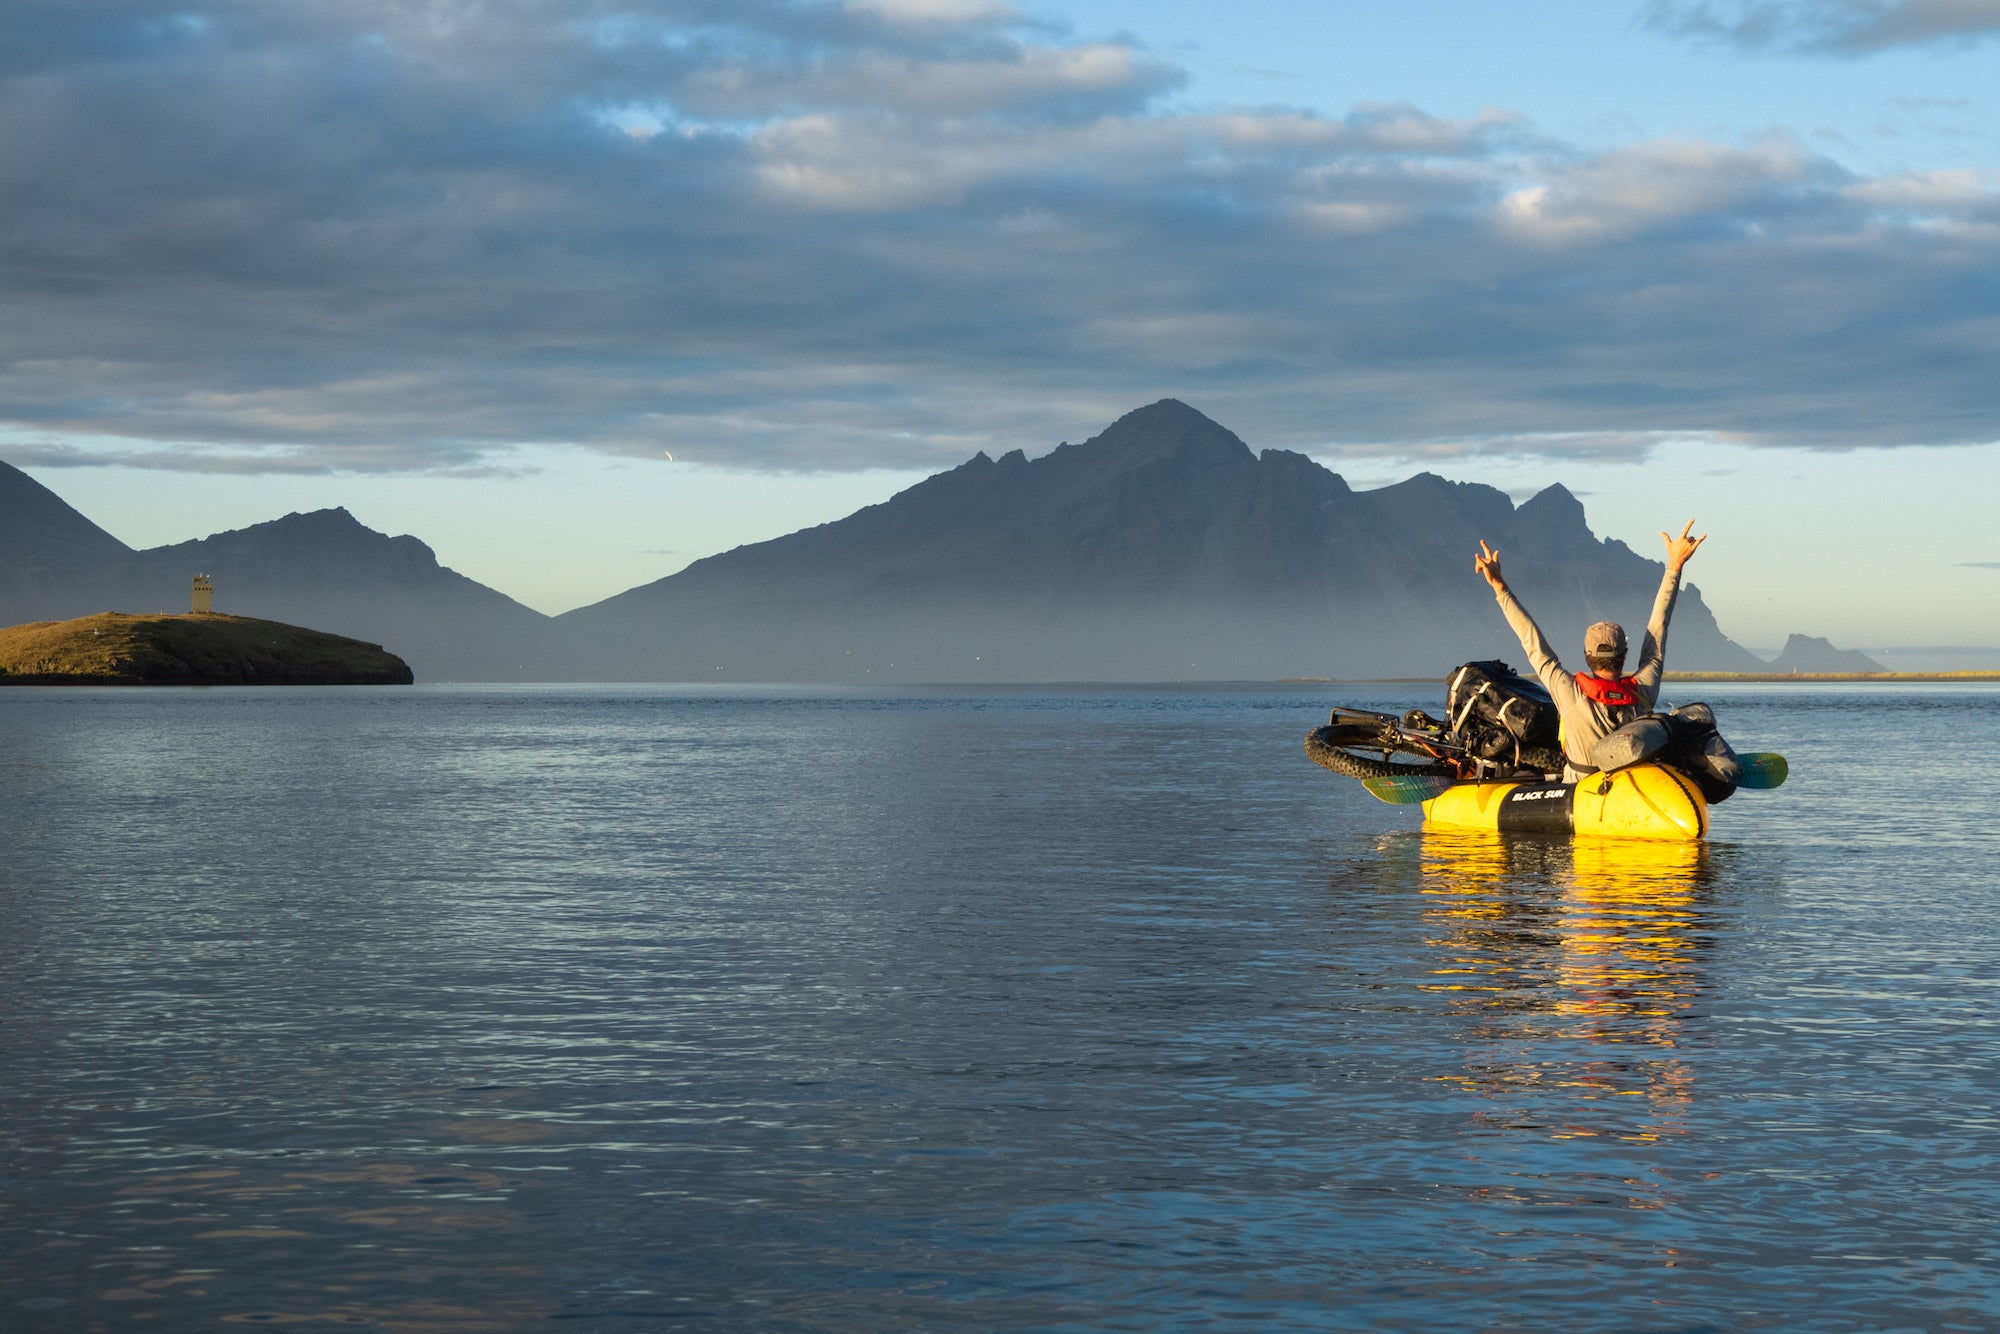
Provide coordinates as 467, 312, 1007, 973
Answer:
1304, 705, 1560, 785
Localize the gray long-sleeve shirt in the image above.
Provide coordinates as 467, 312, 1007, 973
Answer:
1491, 567, 1683, 772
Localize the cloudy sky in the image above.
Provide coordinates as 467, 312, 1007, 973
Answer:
4, 0, 1998, 654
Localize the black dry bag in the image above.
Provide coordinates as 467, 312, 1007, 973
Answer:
1589, 702, 1742, 804
1444, 660, 1563, 774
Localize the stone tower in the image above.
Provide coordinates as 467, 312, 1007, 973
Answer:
191, 573, 214, 615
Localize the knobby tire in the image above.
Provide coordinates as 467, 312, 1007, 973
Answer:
1304, 724, 1458, 780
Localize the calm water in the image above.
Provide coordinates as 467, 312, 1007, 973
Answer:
3, 683, 1998, 1331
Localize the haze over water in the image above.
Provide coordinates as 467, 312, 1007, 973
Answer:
4, 683, 1998, 1329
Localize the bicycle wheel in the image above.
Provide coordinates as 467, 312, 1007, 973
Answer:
1303, 724, 1458, 780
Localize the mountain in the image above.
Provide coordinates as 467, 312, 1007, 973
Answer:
128, 509, 563, 681
1767, 634, 1885, 674
0, 460, 557, 681
3, 403, 1768, 682
0, 463, 132, 602
557, 400, 1764, 680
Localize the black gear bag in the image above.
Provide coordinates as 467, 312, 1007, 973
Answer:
1444, 660, 1564, 774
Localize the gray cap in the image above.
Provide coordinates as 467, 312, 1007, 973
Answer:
1585, 621, 1627, 656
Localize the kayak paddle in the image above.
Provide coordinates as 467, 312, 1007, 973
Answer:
1361, 773, 1459, 804
1736, 752, 1788, 789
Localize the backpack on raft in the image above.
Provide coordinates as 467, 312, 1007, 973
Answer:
1445, 660, 1564, 775
1589, 702, 1743, 803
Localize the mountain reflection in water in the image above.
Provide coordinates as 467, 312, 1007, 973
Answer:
1415, 832, 1710, 1144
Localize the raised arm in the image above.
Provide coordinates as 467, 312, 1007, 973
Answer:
1475, 540, 1586, 711
1632, 520, 1706, 698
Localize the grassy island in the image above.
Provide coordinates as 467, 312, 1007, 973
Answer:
0, 612, 414, 686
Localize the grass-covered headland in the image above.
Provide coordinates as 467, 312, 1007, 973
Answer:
0, 612, 414, 686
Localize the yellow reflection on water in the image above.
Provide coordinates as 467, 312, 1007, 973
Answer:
1410, 830, 1711, 1144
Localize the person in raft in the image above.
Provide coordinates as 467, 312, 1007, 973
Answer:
1474, 521, 1707, 781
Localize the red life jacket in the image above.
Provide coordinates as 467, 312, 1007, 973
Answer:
1574, 671, 1642, 708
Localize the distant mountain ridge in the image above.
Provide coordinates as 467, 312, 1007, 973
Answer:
557, 399, 1766, 679
5, 400, 1771, 681
1767, 634, 1885, 674
0, 467, 557, 681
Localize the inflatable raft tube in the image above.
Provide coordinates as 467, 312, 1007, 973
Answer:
1422, 763, 1708, 842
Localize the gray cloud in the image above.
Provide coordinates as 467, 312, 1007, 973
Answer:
1, 0, 1998, 477
3, 434, 522, 478
1959, 562, 2000, 569
1643, 1, 2000, 54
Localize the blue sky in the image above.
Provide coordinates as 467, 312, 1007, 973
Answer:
4, 0, 1998, 657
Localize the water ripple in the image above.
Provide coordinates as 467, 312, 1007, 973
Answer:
3, 684, 1998, 1329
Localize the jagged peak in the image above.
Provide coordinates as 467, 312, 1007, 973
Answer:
1106, 398, 1237, 435
924, 402, 1251, 490
1080, 398, 1256, 467
1512, 478, 1576, 504
1257, 448, 1351, 492
1770, 633, 1886, 673
217, 507, 371, 538
1116, 397, 1207, 424
1370, 471, 1475, 498
1512, 482, 1588, 530
260, 505, 362, 526
168, 506, 426, 554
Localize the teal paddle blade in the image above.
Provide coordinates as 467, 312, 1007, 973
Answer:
1737, 752, 1788, 789
1361, 773, 1459, 805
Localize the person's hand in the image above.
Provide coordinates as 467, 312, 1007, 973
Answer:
1475, 539, 1506, 591
1662, 519, 1706, 573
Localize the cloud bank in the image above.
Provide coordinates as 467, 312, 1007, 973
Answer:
1644, 0, 2000, 54
2, 0, 1998, 474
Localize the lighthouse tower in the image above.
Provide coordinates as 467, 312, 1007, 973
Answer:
191, 573, 214, 615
